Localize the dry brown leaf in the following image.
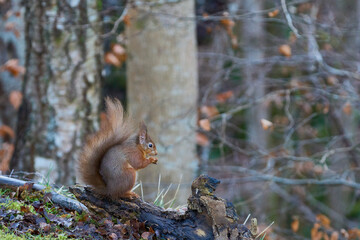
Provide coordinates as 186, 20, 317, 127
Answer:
311, 223, 323, 240
297, 3, 313, 13
295, 161, 314, 175
342, 101, 352, 115
202, 12, 209, 20
260, 119, 273, 131
199, 119, 211, 131
291, 217, 299, 232
216, 90, 233, 103
200, 106, 219, 118
220, 17, 235, 36
313, 165, 324, 176
0, 125, 15, 139
112, 44, 127, 62
220, 19, 235, 29
268, 9, 279, 17
330, 231, 339, 240
141, 232, 154, 239
231, 35, 238, 49
3, 10, 12, 20
0, 143, 14, 173
104, 52, 122, 67
108, 233, 118, 240
279, 44, 292, 57
196, 133, 210, 146
5, 22, 15, 31
326, 76, 338, 85
9, 91, 23, 110
4, 22, 20, 38
316, 214, 331, 229
348, 228, 360, 239
1, 59, 25, 77
323, 43, 333, 51
39, 222, 51, 232
324, 234, 330, 240
323, 104, 329, 114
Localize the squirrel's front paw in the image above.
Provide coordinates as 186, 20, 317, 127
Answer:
150, 157, 158, 164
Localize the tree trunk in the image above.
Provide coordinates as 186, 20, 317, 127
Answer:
11, 0, 102, 185
242, 0, 267, 151
126, 0, 198, 204
0, 0, 24, 136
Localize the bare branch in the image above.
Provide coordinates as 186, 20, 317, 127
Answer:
102, 4, 129, 38
281, 0, 301, 38
209, 166, 360, 189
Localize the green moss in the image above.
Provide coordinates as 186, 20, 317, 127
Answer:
0, 230, 24, 240
0, 188, 11, 196
0, 227, 70, 240
0, 201, 36, 214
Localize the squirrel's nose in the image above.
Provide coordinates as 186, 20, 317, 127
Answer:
155, 149, 158, 155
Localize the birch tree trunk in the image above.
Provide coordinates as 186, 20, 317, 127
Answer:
0, 0, 24, 135
126, 0, 198, 203
11, 0, 102, 185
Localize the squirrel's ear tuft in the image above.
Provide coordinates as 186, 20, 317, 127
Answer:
139, 121, 147, 131
139, 121, 147, 144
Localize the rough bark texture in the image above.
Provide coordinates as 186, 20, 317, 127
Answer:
11, 0, 102, 185
70, 175, 254, 240
126, 0, 198, 204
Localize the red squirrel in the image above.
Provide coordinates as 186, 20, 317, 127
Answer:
78, 97, 158, 199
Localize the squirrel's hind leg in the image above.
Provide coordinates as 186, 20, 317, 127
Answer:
106, 167, 137, 200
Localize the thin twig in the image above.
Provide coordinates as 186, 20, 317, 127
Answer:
243, 213, 251, 225
281, 0, 300, 37
209, 166, 360, 189
102, 4, 129, 38
256, 221, 274, 239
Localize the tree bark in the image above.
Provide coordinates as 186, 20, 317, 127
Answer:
70, 175, 255, 240
126, 0, 198, 204
11, 0, 102, 185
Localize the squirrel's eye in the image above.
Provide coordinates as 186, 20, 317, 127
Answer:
148, 143, 153, 148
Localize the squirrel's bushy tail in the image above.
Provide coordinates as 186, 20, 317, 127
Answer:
78, 97, 134, 190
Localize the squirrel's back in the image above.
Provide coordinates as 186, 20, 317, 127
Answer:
77, 98, 135, 190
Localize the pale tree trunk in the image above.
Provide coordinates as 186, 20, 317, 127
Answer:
240, 0, 269, 220
11, 0, 102, 185
241, 0, 267, 151
126, 0, 198, 204
0, 0, 24, 135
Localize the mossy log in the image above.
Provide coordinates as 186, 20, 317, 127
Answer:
0, 175, 87, 213
70, 175, 254, 240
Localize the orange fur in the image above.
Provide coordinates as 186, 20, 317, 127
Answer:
78, 98, 157, 199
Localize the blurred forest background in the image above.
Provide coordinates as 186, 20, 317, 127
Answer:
1, 0, 360, 239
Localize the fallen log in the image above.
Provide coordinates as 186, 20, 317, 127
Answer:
0, 175, 88, 213
70, 175, 255, 240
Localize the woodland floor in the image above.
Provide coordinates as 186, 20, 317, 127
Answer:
0, 183, 156, 240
